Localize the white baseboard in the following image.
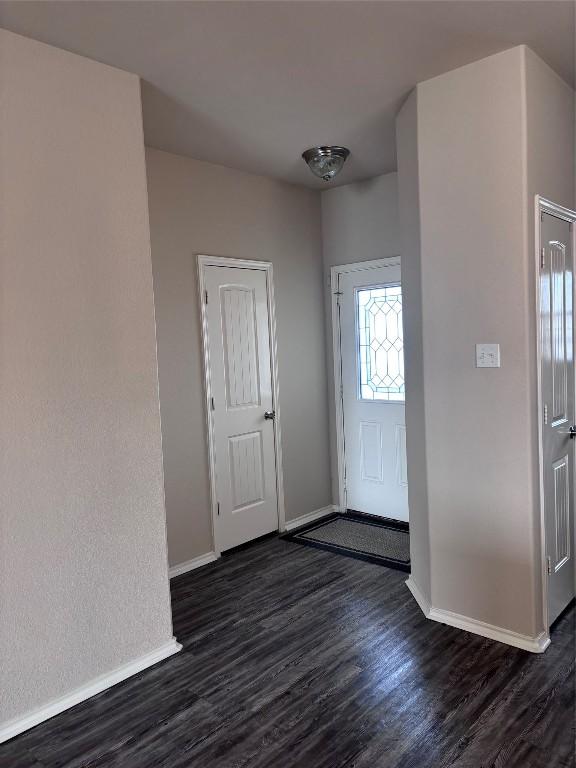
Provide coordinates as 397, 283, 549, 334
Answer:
169, 551, 219, 579
284, 505, 337, 532
406, 577, 550, 654
406, 575, 432, 615
0, 638, 182, 744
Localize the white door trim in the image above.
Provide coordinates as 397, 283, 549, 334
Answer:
197, 255, 286, 555
534, 196, 576, 635
330, 256, 401, 512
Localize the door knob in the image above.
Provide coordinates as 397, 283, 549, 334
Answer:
264, 411, 276, 421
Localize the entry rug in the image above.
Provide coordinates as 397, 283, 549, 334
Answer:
284, 513, 410, 572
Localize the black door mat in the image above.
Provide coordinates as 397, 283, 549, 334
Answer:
283, 512, 410, 572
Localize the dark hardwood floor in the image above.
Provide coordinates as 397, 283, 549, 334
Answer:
2, 536, 575, 768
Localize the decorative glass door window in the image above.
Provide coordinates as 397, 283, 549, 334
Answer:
356, 284, 405, 401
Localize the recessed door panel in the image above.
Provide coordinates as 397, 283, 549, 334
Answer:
552, 456, 570, 571
222, 287, 260, 409
360, 422, 384, 482
550, 243, 568, 423
229, 431, 265, 511
395, 425, 408, 488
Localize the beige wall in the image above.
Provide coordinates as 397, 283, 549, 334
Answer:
145, 148, 331, 567
321, 175, 400, 270
396, 92, 432, 601
0, 31, 174, 729
525, 46, 576, 210
524, 46, 576, 594
419, 47, 535, 637
397, 46, 575, 640
320, 175, 400, 503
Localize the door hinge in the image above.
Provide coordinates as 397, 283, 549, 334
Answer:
543, 403, 548, 424
211, 397, 215, 411
204, 289, 208, 305
217, 501, 220, 516
540, 247, 545, 269
546, 556, 552, 575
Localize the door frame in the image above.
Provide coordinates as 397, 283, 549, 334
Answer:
330, 256, 401, 513
534, 196, 576, 631
197, 254, 286, 556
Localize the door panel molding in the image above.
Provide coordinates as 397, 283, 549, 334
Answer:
535, 196, 576, 635
395, 424, 408, 488
552, 454, 570, 571
198, 255, 285, 555
359, 421, 384, 482
229, 431, 265, 510
221, 286, 261, 409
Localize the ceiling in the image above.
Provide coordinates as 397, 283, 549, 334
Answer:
1, 1, 574, 189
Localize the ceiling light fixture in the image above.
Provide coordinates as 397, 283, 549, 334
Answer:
302, 146, 350, 182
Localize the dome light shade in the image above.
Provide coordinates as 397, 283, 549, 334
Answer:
302, 146, 350, 181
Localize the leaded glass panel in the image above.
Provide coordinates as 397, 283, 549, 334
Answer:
357, 284, 405, 402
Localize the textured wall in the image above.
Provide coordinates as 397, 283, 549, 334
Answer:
396, 46, 575, 639
407, 48, 536, 636
145, 147, 331, 568
320, 175, 400, 504
0, 30, 174, 727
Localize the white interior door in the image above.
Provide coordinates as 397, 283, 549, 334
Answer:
204, 264, 279, 552
339, 260, 409, 522
540, 211, 575, 626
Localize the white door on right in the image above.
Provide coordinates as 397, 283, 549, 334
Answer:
540, 211, 575, 626
339, 260, 409, 522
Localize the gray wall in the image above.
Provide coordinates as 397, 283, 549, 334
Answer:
145, 147, 332, 568
396, 46, 575, 639
0, 31, 174, 729
320, 174, 400, 502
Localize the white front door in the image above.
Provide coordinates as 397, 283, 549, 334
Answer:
540, 211, 575, 625
204, 264, 279, 552
338, 260, 409, 522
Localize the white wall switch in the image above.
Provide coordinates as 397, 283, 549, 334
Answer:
476, 343, 501, 368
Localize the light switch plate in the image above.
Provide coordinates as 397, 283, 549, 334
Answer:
476, 343, 501, 368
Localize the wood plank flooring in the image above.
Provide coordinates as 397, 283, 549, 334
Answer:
1, 536, 574, 768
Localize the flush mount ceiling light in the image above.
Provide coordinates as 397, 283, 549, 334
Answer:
302, 146, 350, 182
